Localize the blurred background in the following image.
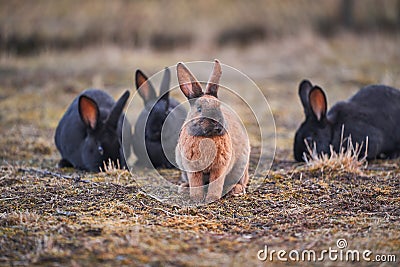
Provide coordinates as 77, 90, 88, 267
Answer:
1, 0, 400, 55
0, 0, 399, 163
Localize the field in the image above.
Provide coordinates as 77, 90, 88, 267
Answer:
1, 1, 400, 266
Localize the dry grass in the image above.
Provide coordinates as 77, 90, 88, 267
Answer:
99, 158, 122, 173
1, 159, 399, 266
98, 159, 133, 185
0, 211, 40, 227
302, 126, 368, 175
1, 0, 399, 55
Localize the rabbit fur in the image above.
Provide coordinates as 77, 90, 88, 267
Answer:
55, 89, 131, 171
294, 80, 400, 161
133, 68, 187, 168
175, 60, 250, 202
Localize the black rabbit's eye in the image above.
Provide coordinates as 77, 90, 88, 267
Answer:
197, 106, 202, 112
98, 145, 104, 155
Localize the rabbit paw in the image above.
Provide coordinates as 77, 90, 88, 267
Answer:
229, 184, 246, 197
190, 188, 204, 203
178, 182, 189, 194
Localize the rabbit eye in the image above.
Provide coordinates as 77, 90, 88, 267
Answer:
197, 106, 202, 112
98, 145, 104, 155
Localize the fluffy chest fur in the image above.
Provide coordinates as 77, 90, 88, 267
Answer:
177, 127, 233, 173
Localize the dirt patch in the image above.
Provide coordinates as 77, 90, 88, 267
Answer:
0, 160, 399, 266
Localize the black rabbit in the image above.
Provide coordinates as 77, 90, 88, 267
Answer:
133, 68, 187, 168
55, 89, 131, 171
294, 80, 400, 161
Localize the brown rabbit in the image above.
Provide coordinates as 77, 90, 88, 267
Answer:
175, 60, 250, 202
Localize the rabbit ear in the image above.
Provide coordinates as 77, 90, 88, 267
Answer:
309, 86, 327, 121
299, 79, 313, 116
79, 95, 99, 130
136, 70, 157, 104
205, 59, 222, 98
159, 67, 171, 101
177, 62, 204, 99
106, 90, 130, 129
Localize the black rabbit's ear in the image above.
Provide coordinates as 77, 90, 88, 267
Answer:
205, 59, 222, 98
177, 62, 204, 100
135, 70, 157, 104
309, 86, 327, 121
107, 90, 130, 129
299, 79, 313, 116
79, 95, 99, 130
159, 67, 171, 101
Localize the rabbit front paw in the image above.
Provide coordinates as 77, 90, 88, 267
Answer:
190, 187, 204, 203
229, 184, 246, 196
178, 182, 189, 194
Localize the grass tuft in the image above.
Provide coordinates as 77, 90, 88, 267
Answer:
98, 159, 132, 184
100, 159, 122, 173
303, 126, 368, 175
